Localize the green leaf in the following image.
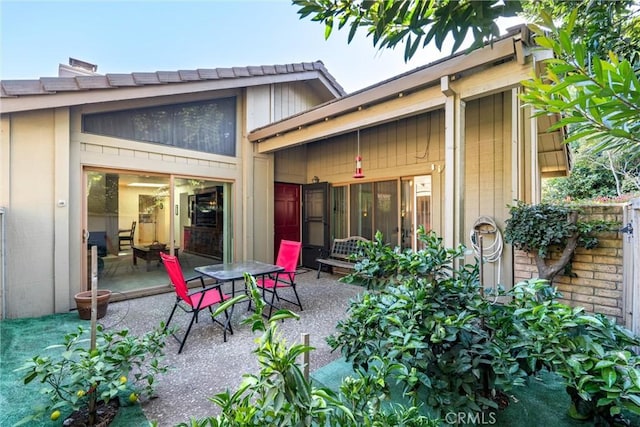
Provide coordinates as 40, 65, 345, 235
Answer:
324, 18, 333, 40
603, 367, 617, 388
594, 360, 616, 370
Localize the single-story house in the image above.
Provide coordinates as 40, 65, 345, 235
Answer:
0, 24, 568, 319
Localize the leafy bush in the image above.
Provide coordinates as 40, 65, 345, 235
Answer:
15, 323, 170, 426
330, 229, 524, 417
507, 281, 640, 424
342, 227, 470, 291
329, 229, 640, 425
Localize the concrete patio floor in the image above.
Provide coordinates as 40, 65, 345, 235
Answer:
99, 269, 362, 426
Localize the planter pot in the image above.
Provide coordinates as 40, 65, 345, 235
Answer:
74, 290, 112, 320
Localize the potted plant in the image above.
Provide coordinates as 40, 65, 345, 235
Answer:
74, 289, 112, 320
14, 323, 170, 426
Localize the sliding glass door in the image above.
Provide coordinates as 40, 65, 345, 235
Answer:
349, 180, 398, 243
329, 176, 431, 250
84, 169, 230, 296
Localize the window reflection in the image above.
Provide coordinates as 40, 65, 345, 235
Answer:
85, 171, 229, 296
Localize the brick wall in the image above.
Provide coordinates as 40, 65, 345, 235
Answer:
513, 205, 625, 324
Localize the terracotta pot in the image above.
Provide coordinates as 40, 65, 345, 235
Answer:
74, 290, 112, 320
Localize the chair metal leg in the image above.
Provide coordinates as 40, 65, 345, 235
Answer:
164, 300, 179, 332
178, 312, 199, 354
267, 287, 278, 318
291, 285, 303, 311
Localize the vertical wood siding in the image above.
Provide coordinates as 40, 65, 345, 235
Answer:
276, 110, 446, 234
303, 111, 445, 184
273, 82, 327, 122
463, 92, 513, 289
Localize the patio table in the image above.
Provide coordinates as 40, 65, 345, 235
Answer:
196, 260, 282, 282
195, 260, 284, 303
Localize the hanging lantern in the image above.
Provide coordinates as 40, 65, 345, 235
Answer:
353, 129, 365, 179
353, 155, 364, 178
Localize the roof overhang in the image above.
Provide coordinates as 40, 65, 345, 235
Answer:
1, 62, 345, 114
249, 26, 569, 176
250, 31, 523, 151
538, 113, 571, 178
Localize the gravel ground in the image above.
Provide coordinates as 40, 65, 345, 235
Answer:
100, 269, 362, 427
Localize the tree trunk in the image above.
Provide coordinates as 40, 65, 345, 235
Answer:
607, 151, 623, 196
533, 211, 580, 281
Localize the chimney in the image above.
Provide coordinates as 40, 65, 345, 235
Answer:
58, 57, 100, 77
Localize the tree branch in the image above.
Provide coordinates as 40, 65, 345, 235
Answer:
534, 211, 580, 281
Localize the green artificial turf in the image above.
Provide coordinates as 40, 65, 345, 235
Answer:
0, 312, 148, 427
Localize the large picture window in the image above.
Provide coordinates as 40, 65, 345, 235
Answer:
83, 98, 236, 156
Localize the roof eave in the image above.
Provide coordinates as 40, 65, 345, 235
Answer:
249, 31, 527, 144
0, 70, 339, 114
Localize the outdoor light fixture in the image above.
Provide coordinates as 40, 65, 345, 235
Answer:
353, 129, 365, 179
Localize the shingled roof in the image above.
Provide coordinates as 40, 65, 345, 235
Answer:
0, 61, 346, 109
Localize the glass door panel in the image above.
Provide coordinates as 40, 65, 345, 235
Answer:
85, 170, 228, 296
401, 178, 414, 249
330, 186, 347, 239
373, 180, 398, 245
414, 175, 432, 250
350, 183, 373, 239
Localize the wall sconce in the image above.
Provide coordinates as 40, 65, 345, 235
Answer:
312, 176, 320, 184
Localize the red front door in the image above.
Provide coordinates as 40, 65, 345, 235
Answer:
274, 183, 301, 261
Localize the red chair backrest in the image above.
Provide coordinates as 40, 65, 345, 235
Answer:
275, 240, 301, 274
160, 253, 192, 306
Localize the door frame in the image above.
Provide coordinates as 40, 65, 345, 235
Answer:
274, 182, 302, 260
623, 198, 640, 334
301, 182, 330, 269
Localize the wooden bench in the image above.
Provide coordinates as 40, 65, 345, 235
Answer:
316, 236, 369, 278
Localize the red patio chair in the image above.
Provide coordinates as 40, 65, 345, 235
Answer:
160, 252, 232, 353
257, 240, 302, 318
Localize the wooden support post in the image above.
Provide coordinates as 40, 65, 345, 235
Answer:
90, 245, 98, 350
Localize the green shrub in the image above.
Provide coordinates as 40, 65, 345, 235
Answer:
15, 324, 170, 426
330, 228, 640, 425
330, 229, 523, 417
507, 280, 640, 424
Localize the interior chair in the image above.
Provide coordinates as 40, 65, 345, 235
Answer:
118, 221, 136, 252
256, 240, 302, 318
87, 231, 107, 277
160, 252, 233, 353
